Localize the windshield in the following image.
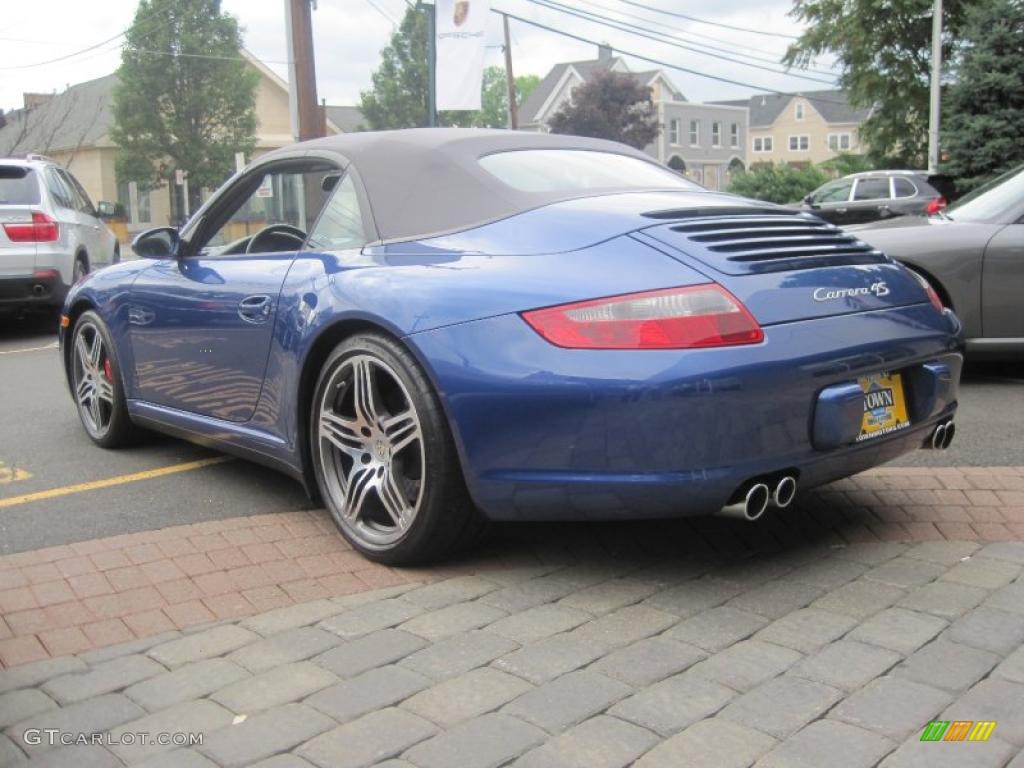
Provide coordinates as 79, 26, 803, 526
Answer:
0, 166, 40, 205
946, 164, 1024, 222
479, 149, 701, 194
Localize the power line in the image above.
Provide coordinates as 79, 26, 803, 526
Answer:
493, 8, 851, 104
522, 0, 835, 85
363, 0, 399, 26
618, 0, 800, 41
573, 0, 838, 76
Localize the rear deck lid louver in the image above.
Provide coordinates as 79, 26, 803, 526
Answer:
645, 210, 888, 276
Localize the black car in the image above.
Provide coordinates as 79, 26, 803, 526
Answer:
798, 171, 949, 226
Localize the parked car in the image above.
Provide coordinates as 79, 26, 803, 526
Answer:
59, 129, 962, 563
0, 155, 119, 316
797, 170, 949, 226
854, 164, 1024, 359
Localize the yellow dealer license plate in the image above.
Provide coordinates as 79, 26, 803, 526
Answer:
857, 372, 910, 442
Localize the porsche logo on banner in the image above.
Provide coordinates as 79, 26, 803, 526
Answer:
435, 0, 490, 111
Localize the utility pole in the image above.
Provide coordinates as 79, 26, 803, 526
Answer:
425, 1, 437, 127
285, 0, 321, 141
927, 0, 942, 173
502, 14, 518, 129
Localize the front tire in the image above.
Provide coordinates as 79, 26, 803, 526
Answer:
310, 333, 482, 564
70, 310, 137, 447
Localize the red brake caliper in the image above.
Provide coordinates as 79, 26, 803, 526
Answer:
103, 358, 113, 380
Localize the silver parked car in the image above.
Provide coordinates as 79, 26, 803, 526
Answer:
854, 164, 1024, 358
0, 155, 119, 315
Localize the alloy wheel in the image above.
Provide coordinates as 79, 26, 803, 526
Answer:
72, 322, 114, 437
317, 353, 425, 548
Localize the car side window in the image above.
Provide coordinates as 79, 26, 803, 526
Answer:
814, 179, 853, 204
853, 178, 891, 201
307, 174, 368, 251
45, 167, 75, 210
202, 164, 338, 253
61, 170, 96, 216
893, 178, 918, 198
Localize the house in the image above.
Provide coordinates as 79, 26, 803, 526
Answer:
0, 51, 362, 238
712, 90, 871, 167
519, 45, 748, 190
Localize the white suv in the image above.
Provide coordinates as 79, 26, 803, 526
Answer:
0, 155, 119, 315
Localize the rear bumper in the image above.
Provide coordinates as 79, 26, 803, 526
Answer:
408, 303, 964, 521
0, 273, 66, 310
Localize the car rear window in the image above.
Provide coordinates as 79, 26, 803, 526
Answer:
0, 166, 41, 205
893, 178, 918, 198
854, 178, 891, 201
479, 149, 700, 194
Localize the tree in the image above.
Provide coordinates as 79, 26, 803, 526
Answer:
784, 0, 968, 166
942, 0, 1024, 191
361, 10, 541, 130
727, 163, 828, 204
818, 152, 878, 178
470, 67, 541, 128
547, 70, 659, 149
111, 0, 257, 216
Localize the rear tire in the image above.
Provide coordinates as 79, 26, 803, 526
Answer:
309, 333, 483, 564
70, 310, 138, 448
73, 255, 88, 284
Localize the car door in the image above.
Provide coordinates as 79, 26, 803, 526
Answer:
806, 178, 854, 224
980, 223, 1024, 338
60, 169, 112, 268
43, 166, 82, 249
127, 159, 337, 423
847, 177, 894, 225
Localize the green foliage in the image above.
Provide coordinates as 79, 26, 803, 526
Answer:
784, 0, 968, 166
360, 11, 541, 130
470, 67, 541, 128
547, 70, 659, 149
818, 152, 879, 177
111, 0, 257, 205
727, 163, 829, 204
943, 0, 1024, 191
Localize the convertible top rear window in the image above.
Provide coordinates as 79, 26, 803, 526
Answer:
0, 166, 40, 205
479, 150, 699, 194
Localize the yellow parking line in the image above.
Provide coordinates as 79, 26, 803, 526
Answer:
0, 456, 232, 509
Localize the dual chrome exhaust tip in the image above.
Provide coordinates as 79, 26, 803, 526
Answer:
719, 475, 797, 522
926, 420, 956, 451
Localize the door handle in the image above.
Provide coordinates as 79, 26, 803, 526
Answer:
835, 207, 847, 214
238, 294, 273, 323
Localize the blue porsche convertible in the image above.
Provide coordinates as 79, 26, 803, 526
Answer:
60, 129, 963, 563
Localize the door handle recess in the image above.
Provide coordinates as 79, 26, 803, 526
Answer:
238, 294, 273, 323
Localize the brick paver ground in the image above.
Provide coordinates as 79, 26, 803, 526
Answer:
1, 537, 1022, 767
2, 466, 1024, 668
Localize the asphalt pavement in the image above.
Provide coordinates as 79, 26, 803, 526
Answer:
1, 312, 1022, 556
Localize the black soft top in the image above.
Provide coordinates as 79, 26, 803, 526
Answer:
258, 128, 672, 242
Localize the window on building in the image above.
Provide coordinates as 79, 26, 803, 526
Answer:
827, 133, 852, 151
689, 120, 700, 146
730, 123, 739, 148
753, 136, 773, 153
669, 118, 680, 145
788, 135, 810, 151
795, 102, 805, 120
711, 122, 722, 147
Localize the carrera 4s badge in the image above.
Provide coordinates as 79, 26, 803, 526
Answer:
813, 281, 890, 302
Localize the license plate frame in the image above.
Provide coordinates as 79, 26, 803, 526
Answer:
856, 371, 911, 442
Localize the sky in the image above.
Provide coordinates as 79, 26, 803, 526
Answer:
0, 0, 838, 115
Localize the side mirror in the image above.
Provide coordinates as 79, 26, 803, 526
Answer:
95, 201, 119, 220
803, 195, 815, 206
132, 227, 180, 259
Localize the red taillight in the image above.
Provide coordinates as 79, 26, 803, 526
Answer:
3, 211, 58, 242
910, 270, 944, 313
522, 284, 765, 350
925, 196, 947, 215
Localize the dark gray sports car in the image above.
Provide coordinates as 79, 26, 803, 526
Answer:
855, 165, 1024, 358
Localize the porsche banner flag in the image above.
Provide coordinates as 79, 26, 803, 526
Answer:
435, 0, 490, 111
